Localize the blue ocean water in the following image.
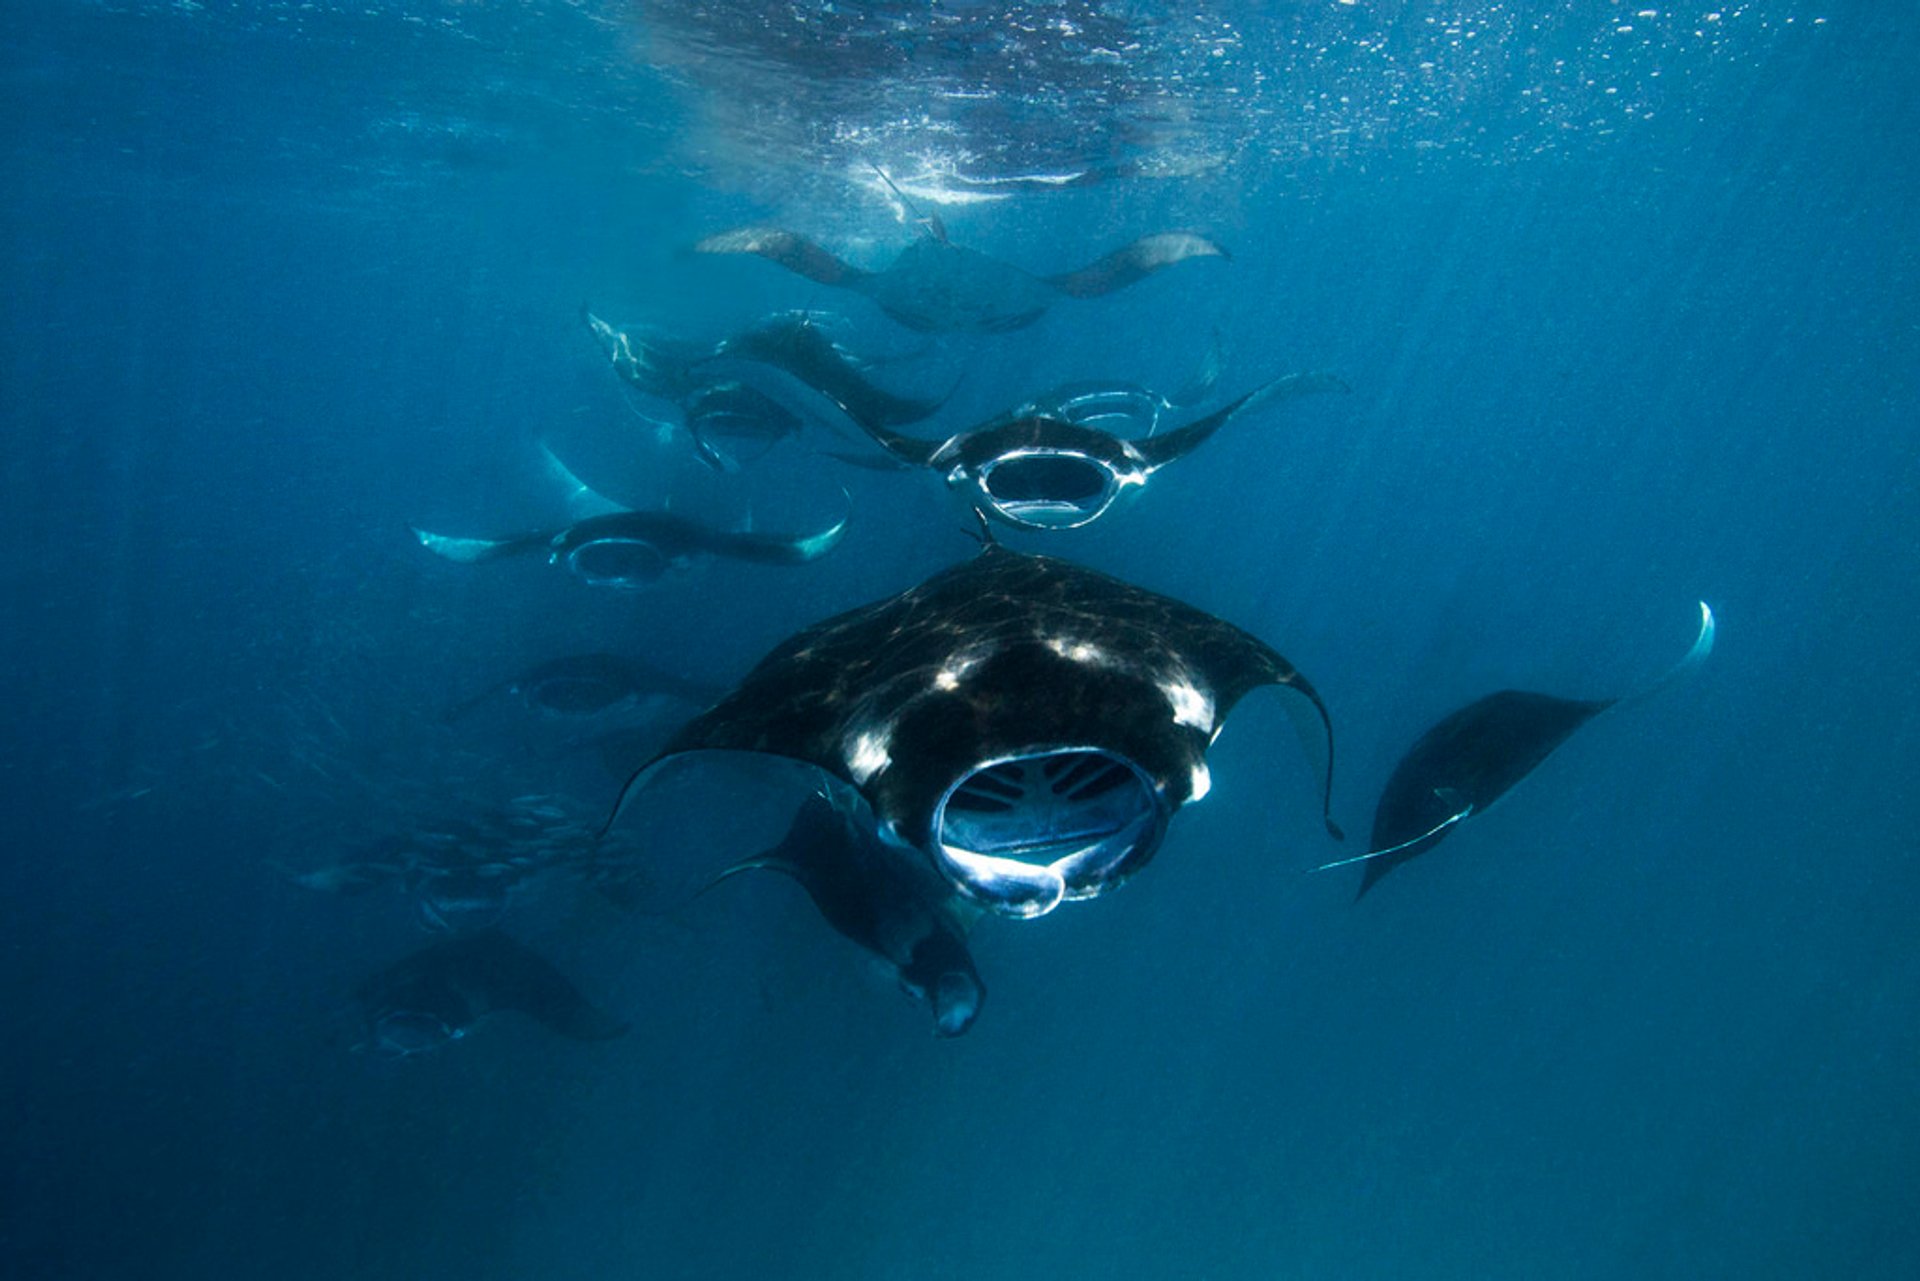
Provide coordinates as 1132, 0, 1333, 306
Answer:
2, 3, 1915, 1278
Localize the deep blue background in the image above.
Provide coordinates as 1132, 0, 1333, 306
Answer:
2, 3, 1915, 1278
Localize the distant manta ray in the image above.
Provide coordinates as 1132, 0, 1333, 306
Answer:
352, 929, 628, 1059
582, 308, 945, 471
694, 210, 1228, 335
443, 652, 723, 722
409, 448, 849, 590
854, 369, 1348, 530
1321, 602, 1718, 897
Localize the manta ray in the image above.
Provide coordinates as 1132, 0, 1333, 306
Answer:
583, 308, 944, 470
853, 370, 1348, 530
693, 221, 1229, 335
703, 789, 986, 1037
1322, 602, 1718, 897
408, 446, 849, 590
604, 543, 1343, 919
443, 652, 723, 722
352, 930, 628, 1059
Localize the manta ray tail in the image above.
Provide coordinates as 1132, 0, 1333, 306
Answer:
1614, 601, 1717, 711
694, 228, 870, 288
410, 525, 552, 565
1044, 231, 1229, 299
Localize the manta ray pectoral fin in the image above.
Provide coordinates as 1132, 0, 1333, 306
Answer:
580, 305, 624, 361
1043, 231, 1229, 299
410, 525, 551, 565
1241, 370, 1353, 413
1311, 791, 1475, 872
789, 495, 850, 561
541, 443, 629, 521
1251, 674, 1345, 842
1134, 371, 1347, 472
694, 228, 870, 289
1615, 601, 1717, 711
597, 751, 683, 841
717, 490, 851, 565
696, 856, 808, 900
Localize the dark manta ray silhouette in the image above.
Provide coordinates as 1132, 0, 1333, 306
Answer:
353, 929, 628, 1059
603, 543, 1343, 919
703, 790, 986, 1037
697, 312, 946, 434
1326, 602, 1717, 898
444, 652, 723, 722
409, 498, 847, 589
583, 307, 944, 471
693, 223, 1228, 335
854, 370, 1349, 530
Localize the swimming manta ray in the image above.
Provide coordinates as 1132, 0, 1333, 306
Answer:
443, 652, 723, 722
853, 370, 1349, 530
1322, 601, 1718, 897
582, 308, 943, 471
703, 789, 986, 1037
352, 929, 628, 1059
408, 448, 849, 590
604, 543, 1343, 919
693, 223, 1229, 335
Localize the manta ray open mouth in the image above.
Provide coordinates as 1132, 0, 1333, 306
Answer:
564, 539, 671, 588
1050, 386, 1161, 436
974, 452, 1120, 529
932, 748, 1167, 917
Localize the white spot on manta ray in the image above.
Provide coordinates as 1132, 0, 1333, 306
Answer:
1158, 673, 1215, 733
845, 726, 893, 785
1189, 761, 1212, 802
932, 645, 990, 692
1044, 636, 1110, 666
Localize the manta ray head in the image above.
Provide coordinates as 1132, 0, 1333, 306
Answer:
852, 639, 1201, 918
961, 450, 1126, 529
559, 537, 673, 589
